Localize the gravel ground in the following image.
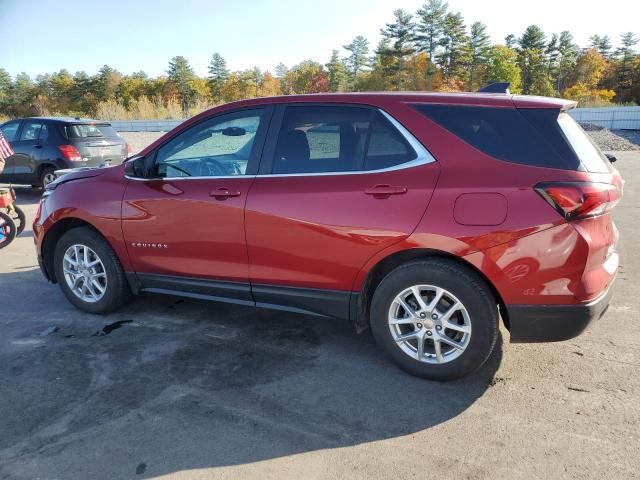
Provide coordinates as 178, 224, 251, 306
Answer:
120, 126, 640, 156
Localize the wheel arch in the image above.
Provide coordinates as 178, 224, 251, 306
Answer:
353, 248, 509, 333
41, 217, 107, 284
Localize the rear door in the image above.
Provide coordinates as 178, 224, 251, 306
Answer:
66, 123, 127, 166
245, 104, 440, 318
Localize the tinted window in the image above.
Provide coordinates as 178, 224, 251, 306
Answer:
272, 106, 417, 174
0, 121, 20, 141
66, 123, 119, 139
155, 109, 263, 178
19, 121, 45, 141
415, 105, 580, 170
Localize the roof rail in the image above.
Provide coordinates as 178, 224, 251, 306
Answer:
477, 82, 511, 94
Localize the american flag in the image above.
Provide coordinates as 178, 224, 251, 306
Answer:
0, 130, 15, 162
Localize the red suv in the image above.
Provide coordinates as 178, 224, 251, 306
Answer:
33, 89, 622, 380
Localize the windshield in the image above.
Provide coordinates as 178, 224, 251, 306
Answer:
557, 113, 610, 173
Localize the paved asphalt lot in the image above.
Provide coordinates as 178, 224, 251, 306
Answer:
0, 153, 638, 480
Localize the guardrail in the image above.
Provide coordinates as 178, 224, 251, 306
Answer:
567, 107, 640, 130
109, 107, 640, 132
110, 120, 183, 132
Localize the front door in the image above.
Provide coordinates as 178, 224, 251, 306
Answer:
122, 107, 271, 302
12, 120, 46, 183
245, 104, 440, 318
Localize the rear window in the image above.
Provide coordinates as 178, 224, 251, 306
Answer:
66, 124, 120, 139
556, 113, 610, 173
414, 104, 581, 170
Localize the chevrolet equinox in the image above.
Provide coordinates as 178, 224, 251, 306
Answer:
33, 88, 623, 380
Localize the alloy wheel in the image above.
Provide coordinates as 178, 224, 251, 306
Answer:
62, 244, 108, 303
388, 285, 472, 364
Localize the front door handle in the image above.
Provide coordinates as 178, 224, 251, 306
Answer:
364, 184, 408, 197
210, 187, 241, 199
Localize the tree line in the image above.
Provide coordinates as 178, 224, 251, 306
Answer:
0, 1, 638, 120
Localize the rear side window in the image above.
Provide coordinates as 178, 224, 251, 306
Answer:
414, 104, 581, 170
272, 106, 417, 174
66, 124, 120, 139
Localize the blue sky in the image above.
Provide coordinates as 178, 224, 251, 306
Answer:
1, 0, 638, 78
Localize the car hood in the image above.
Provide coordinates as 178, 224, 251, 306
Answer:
48, 166, 111, 189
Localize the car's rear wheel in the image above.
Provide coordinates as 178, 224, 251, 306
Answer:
54, 227, 130, 314
39, 167, 56, 188
370, 258, 498, 381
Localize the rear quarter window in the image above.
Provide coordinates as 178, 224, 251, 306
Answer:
414, 104, 581, 170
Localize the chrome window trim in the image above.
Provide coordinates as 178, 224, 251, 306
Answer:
125, 108, 435, 181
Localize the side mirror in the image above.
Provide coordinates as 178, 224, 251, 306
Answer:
124, 157, 145, 177
605, 153, 617, 163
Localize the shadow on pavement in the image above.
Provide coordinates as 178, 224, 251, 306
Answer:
0, 266, 503, 478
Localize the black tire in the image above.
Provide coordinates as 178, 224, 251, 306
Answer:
39, 167, 56, 188
53, 227, 130, 314
5, 205, 26, 235
370, 258, 498, 381
0, 212, 17, 249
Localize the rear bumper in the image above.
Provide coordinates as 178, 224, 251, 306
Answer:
507, 279, 615, 343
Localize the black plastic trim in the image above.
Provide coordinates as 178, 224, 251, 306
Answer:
137, 273, 254, 306
507, 280, 615, 343
252, 284, 351, 320
135, 273, 352, 321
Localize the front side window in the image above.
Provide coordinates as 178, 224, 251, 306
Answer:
0, 121, 20, 141
155, 109, 263, 178
19, 121, 45, 141
272, 106, 418, 174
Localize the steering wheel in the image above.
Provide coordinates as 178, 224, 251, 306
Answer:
200, 158, 229, 177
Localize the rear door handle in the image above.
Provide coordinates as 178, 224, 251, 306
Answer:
364, 184, 408, 196
210, 187, 241, 199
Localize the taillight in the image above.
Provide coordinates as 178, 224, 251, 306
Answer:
126, 143, 133, 155
535, 182, 621, 220
58, 145, 82, 162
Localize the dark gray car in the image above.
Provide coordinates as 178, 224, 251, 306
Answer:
0, 117, 129, 187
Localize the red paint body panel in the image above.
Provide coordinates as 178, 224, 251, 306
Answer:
121, 177, 253, 281
33, 92, 622, 325
245, 161, 439, 290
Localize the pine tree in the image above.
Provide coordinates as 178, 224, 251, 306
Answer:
326, 50, 348, 92
468, 21, 491, 89
589, 34, 613, 58
167, 56, 196, 114
415, 0, 448, 89
0, 68, 11, 108
517, 25, 550, 94
343, 36, 370, 82
615, 32, 639, 101
556, 31, 579, 93
504, 34, 516, 49
207, 53, 229, 103
437, 12, 469, 83
379, 9, 416, 90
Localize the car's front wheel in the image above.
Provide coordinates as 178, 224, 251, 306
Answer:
53, 227, 130, 314
370, 258, 498, 381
